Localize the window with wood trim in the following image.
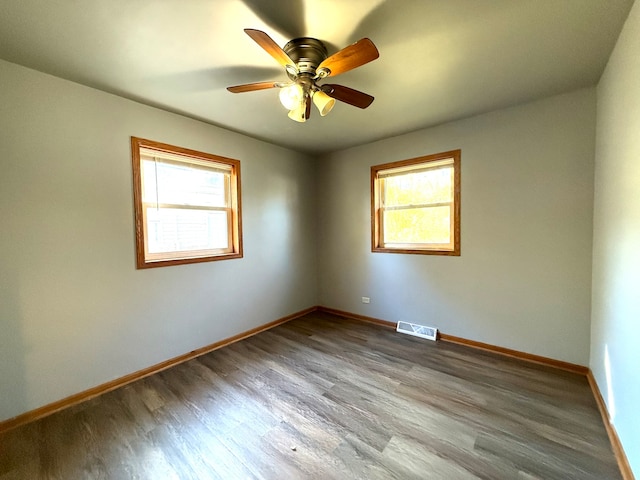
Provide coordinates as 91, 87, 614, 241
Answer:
371, 150, 460, 255
131, 137, 242, 268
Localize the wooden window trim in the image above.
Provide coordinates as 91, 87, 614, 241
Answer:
131, 137, 243, 269
371, 149, 461, 256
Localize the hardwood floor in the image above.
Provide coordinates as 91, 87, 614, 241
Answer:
0, 311, 621, 479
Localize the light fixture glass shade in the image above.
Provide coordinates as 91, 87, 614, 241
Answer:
313, 90, 335, 116
279, 83, 304, 110
288, 104, 307, 122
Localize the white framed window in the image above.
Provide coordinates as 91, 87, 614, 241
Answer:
371, 150, 460, 255
131, 137, 242, 268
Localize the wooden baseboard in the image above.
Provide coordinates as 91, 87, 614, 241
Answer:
318, 306, 587, 374
587, 370, 635, 480
0, 306, 316, 434
317, 306, 397, 329
438, 333, 589, 375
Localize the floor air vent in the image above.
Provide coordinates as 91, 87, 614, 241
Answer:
396, 321, 438, 341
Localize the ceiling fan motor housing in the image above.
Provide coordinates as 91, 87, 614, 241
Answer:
283, 37, 328, 75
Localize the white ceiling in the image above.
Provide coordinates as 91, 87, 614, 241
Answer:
0, 0, 633, 155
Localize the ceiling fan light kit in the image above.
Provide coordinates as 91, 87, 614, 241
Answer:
227, 29, 379, 123
288, 103, 307, 123
312, 90, 335, 117
278, 83, 304, 110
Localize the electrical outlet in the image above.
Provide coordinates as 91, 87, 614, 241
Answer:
362, 296, 370, 304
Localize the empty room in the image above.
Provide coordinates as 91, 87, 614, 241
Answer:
1, 1, 638, 478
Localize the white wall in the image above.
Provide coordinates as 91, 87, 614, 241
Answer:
591, 1, 640, 476
317, 88, 596, 366
0, 59, 318, 422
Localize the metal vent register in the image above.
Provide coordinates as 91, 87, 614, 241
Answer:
396, 321, 438, 341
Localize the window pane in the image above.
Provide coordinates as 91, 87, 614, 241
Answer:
384, 167, 452, 207
384, 206, 451, 245
146, 207, 229, 254
142, 160, 227, 207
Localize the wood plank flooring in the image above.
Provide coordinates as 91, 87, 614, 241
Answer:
0, 311, 621, 479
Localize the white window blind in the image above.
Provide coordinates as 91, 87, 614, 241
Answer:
140, 151, 232, 260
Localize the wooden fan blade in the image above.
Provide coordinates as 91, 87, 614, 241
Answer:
322, 84, 374, 109
317, 38, 379, 77
227, 81, 280, 93
244, 29, 296, 68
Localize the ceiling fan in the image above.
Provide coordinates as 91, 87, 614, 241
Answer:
227, 29, 379, 122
